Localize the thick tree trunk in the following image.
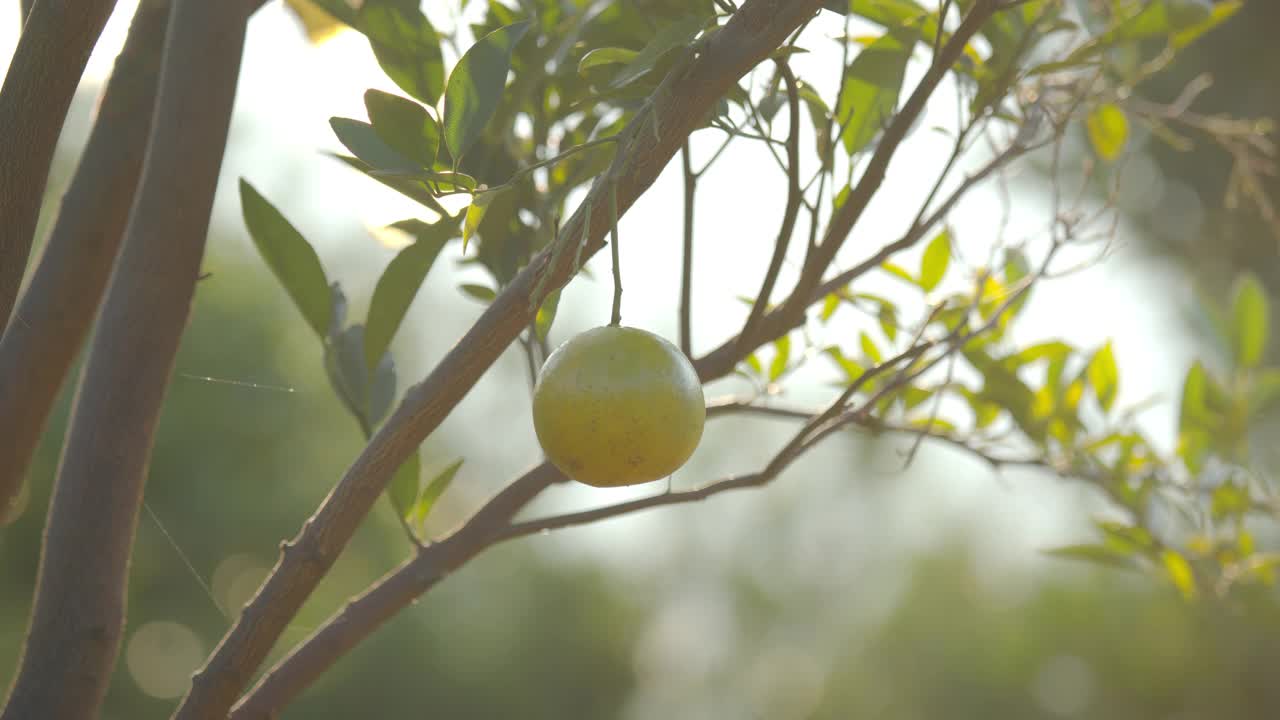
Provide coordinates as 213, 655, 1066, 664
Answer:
0, 1, 249, 717
0, 0, 118, 335
0, 0, 170, 526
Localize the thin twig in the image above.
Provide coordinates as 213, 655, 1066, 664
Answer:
694, 131, 1040, 382
790, 0, 1000, 328
680, 141, 696, 355
740, 59, 802, 350
608, 183, 622, 326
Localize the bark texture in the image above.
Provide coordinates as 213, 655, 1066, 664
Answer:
0, 1, 249, 717
0, 0, 118, 334
0, 0, 170, 526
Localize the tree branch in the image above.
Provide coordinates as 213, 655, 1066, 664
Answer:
0, 0, 171, 526
177, 2, 826, 718
679, 141, 695, 356
0, 0, 119, 335
816, 139, 1041, 297
728, 0, 999, 363
228, 463, 565, 719
738, 58, 802, 350
808, 0, 997, 277
0, 2, 251, 718
694, 134, 1033, 384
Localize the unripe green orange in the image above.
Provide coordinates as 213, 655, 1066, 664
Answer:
532, 326, 705, 487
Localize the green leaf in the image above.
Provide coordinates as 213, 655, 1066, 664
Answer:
834, 27, 919, 155
826, 0, 940, 41
358, 0, 445, 105
769, 335, 791, 382
1177, 358, 1208, 425
1178, 361, 1213, 473
1097, 520, 1155, 554
1162, 549, 1199, 600
328, 282, 348, 337
756, 91, 788, 124
328, 153, 449, 216
1085, 103, 1128, 162
325, 324, 372, 426
1250, 368, 1280, 417
902, 385, 933, 411
577, 47, 639, 75
1172, 0, 1242, 48
610, 15, 705, 89
325, 304, 394, 427
408, 459, 463, 529
918, 229, 951, 292
459, 283, 497, 303
1011, 340, 1072, 367
1211, 481, 1251, 521
286, 0, 348, 42
240, 180, 331, 338
424, 170, 478, 193
1044, 544, 1139, 571
1002, 247, 1032, 319
847, 0, 934, 34
364, 229, 449, 372
833, 184, 851, 210
442, 20, 532, 164
820, 292, 841, 322
880, 261, 918, 286
1230, 273, 1269, 369
388, 217, 462, 240
824, 346, 865, 383
959, 387, 1000, 429
388, 450, 421, 526
307, 0, 358, 28
535, 288, 561, 343
364, 89, 440, 168
797, 81, 833, 160
1087, 341, 1119, 412
331, 117, 421, 175
462, 187, 507, 252
968, 348, 1044, 443
367, 351, 397, 426
878, 305, 899, 342
860, 332, 882, 364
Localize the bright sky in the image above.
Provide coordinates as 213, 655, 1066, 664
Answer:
2, 0, 1208, 582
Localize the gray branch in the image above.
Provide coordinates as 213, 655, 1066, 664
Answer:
1, 1, 251, 717
0, 0, 171, 526
0, 0, 118, 334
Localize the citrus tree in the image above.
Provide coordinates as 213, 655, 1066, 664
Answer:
1, 0, 1275, 718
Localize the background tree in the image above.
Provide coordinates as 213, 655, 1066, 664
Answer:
1, 0, 1277, 718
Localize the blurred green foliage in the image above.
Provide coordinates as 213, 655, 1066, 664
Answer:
1137, 0, 1279, 283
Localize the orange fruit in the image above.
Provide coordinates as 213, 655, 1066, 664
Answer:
532, 326, 705, 487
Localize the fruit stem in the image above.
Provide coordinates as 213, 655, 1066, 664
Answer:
608, 182, 622, 327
